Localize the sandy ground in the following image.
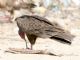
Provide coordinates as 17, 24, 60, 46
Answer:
0, 23, 80, 60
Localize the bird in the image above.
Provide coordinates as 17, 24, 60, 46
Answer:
15, 15, 74, 49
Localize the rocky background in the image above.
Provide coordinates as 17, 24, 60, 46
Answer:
0, 0, 80, 60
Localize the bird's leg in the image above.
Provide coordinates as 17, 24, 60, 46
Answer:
24, 38, 33, 50
27, 34, 37, 50
18, 30, 30, 49
24, 38, 30, 49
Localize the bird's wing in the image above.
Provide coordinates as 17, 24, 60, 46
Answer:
31, 15, 65, 31
30, 15, 54, 25
29, 15, 75, 42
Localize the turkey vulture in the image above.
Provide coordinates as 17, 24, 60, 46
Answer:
15, 15, 74, 49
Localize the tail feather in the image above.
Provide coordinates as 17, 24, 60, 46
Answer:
50, 36, 72, 44
50, 31, 75, 44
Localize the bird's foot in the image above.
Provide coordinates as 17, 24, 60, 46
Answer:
26, 47, 32, 50
25, 45, 33, 50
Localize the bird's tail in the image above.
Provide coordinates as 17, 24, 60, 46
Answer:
50, 31, 75, 44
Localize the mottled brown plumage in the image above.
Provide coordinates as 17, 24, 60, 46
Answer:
15, 15, 74, 49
